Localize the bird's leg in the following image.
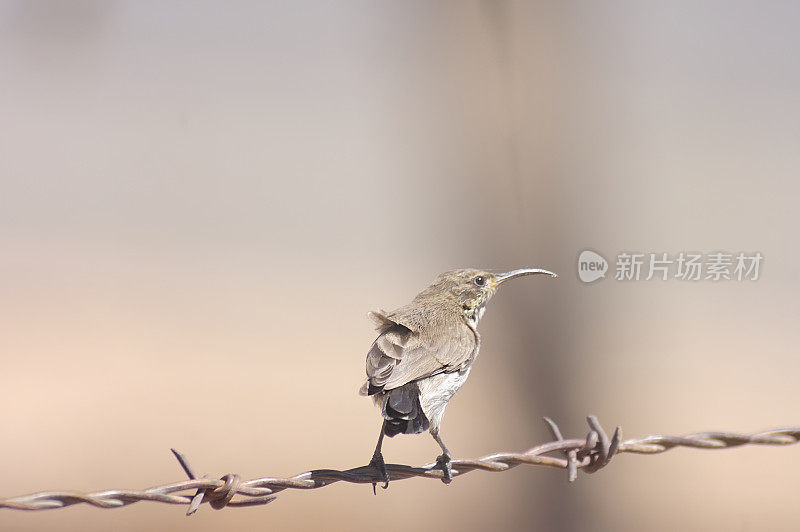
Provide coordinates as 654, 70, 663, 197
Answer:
431, 428, 453, 484
368, 421, 390, 494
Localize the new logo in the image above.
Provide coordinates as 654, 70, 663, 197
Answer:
578, 250, 608, 283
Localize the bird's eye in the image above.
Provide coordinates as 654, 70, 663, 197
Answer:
474, 276, 486, 286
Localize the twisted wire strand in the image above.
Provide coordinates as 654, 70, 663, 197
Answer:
2, 416, 797, 515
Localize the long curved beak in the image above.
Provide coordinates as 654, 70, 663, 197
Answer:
494, 267, 558, 285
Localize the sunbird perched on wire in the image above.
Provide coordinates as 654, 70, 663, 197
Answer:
359, 267, 557, 491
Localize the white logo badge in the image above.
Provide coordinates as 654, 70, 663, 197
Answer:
578, 250, 608, 283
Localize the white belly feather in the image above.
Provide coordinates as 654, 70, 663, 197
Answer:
417, 368, 472, 432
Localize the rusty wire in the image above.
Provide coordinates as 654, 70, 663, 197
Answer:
1, 416, 798, 515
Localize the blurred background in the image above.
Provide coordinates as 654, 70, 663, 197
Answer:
1, 1, 798, 530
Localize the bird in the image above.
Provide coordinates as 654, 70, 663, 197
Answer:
359, 267, 557, 490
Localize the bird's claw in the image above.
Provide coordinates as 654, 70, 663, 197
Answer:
368, 452, 390, 494
436, 454, 453, 484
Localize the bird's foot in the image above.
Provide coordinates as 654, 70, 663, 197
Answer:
368, 452, 390, 494
436, 453, 453, 485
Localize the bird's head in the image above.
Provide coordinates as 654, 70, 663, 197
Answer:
415, 267, 558, 325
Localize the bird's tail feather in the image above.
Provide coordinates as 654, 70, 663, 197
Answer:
382, 382, 430, 437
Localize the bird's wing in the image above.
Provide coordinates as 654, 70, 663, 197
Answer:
363, 310, 476, 393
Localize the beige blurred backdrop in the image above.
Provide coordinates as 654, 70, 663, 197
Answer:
1, 1, 799, 531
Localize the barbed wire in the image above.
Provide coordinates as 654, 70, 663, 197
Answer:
1, 416, 797, 516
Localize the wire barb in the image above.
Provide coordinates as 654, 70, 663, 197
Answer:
2, 417, 798, 514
